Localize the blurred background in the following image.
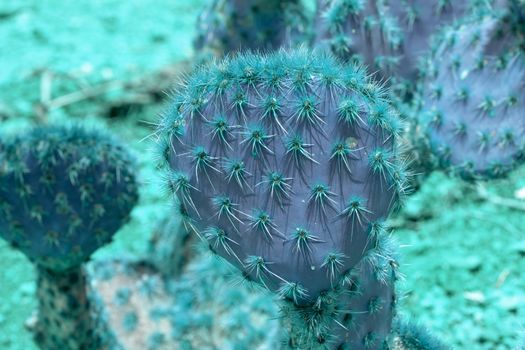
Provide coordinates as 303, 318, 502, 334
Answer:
0, 1, 524, 349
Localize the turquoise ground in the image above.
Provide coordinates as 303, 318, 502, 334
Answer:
0, 1, 524, 349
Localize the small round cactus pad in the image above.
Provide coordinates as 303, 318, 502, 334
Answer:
0, 125, 138, 271
157, 50, 407, 349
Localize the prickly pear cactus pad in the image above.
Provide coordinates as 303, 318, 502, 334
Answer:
88, 256, 280, 350
315, 0, 488, 90
0, 125, 138, 271
156, 50, 408, 348
421, 13, 525, 180
194, 0, 307, 58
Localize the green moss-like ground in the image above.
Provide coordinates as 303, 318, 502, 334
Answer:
395, 170, 525, 349
1, 1, 524, 349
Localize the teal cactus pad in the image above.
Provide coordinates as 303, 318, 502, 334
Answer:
315, 0, 494, 91
421, 12, 525, 180
0, 125, 138, 271
156, 50, 408, 348
194, 0, 308, 58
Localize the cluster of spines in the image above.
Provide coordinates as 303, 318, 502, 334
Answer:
319, 1, 421, 66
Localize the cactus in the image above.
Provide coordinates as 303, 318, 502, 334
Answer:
155, 50, 408, 349
420, 9, 525, 180
194, 0, 308, 58
0, 124, 138, 349
389, 319, 451, 350
148, 206, 197, 278
314, 0, 493, 96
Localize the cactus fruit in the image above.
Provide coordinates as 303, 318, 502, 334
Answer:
156, 50, 408, 348
194, 0, 308, 58
315, 0, 492, 95
0, 125, 138, 271
420, 11, 525, 180
0, 124, 138, 349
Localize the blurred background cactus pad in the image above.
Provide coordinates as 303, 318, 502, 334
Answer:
194, 0, 309, 58
314, 0, 492, 93
0, 124, 138, 350
420, 7, 525, 180
156, 49, 409, 348
0, 125, 138, 271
